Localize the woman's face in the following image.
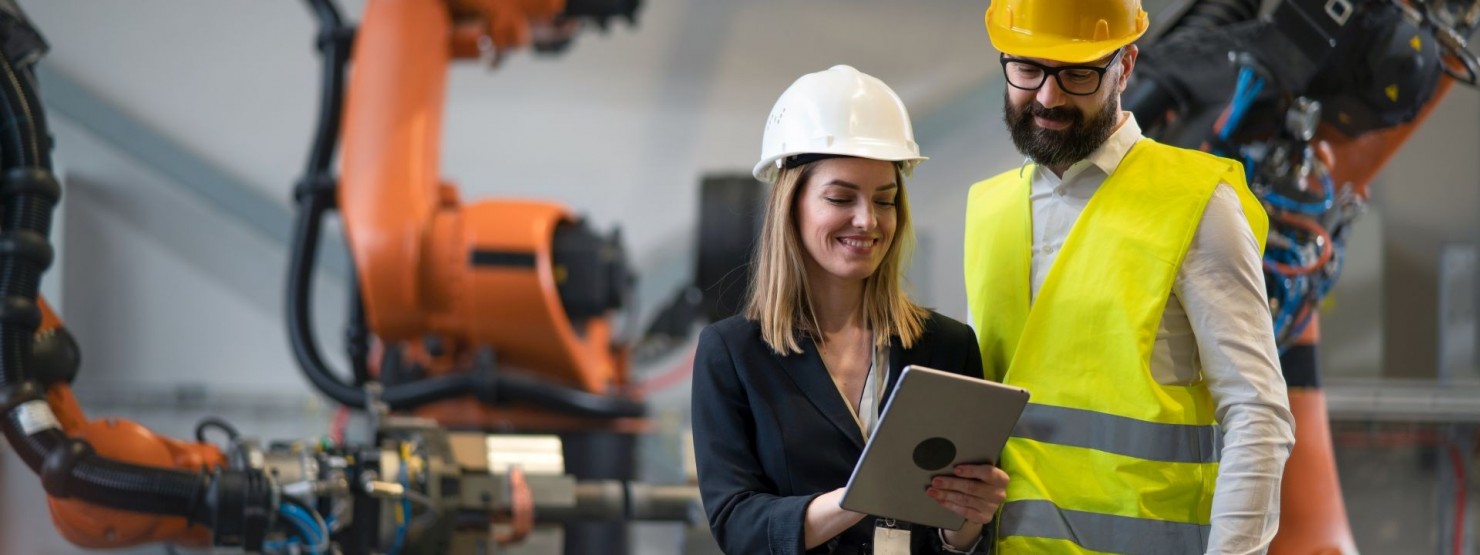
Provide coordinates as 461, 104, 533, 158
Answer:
795, 157, 899, 284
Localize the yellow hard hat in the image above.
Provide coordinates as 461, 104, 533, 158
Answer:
985, 0, 1150, 64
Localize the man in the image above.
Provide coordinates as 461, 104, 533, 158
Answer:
963, 0, 1297, 553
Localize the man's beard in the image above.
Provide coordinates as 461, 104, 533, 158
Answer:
1004, 92, 1120, 169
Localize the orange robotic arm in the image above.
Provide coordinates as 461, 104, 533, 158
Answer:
289, 0, 645, 425
341, 0, 625, 393
33, 298, 229, 549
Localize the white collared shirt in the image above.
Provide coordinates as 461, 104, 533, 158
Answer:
1022, 113, 1297, 555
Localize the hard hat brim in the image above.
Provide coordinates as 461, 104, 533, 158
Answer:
753, 142, 927, 182
989, 31, 1143, 64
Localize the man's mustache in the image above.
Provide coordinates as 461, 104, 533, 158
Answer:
1027, 103, 1081, 124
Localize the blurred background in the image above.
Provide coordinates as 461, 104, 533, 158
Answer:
0, 0, 1476, 553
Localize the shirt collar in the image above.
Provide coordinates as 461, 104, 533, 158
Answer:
1085, 111, 1143, 176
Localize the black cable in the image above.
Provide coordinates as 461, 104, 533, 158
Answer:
301, 0, 351, 177
289, 0, 365, 408
12, 60, 48, 168
1160, 0, 1261, 45
287, 192, 368, 408
0, 53, 39, 167
0, 54, 24, 168
490, 372, 646, 418
195, 416, 241, 444
290, 0, 374, 409
346, 274, 371, 386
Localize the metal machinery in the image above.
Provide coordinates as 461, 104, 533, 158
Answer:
1127, 0, 1480, 551
0, 0, 719, 553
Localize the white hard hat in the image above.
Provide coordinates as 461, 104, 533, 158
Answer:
753, 65, 927, 182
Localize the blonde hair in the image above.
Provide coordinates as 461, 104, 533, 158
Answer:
743, 160, 929, 355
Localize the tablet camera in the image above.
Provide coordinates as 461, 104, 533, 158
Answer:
912, 437, 956, 471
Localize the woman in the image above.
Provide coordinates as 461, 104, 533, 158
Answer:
691, 65, 1006, 554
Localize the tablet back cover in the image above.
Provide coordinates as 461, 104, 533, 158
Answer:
840, 365, 1029, 530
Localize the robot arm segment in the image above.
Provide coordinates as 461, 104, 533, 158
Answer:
295, 0, 643, 419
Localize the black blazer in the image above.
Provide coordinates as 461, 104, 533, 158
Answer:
692, 311, 989, 554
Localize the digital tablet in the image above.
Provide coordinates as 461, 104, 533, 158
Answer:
839, 365, 1030, 530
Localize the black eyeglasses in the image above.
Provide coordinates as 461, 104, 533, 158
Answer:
999, 49, 1122, 96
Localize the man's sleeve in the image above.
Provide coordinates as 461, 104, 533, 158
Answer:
1176, 184, 1297, 555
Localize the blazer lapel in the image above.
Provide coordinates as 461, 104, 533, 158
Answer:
779, 337, 866, 450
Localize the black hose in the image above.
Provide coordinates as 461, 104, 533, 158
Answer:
1160, 0, 1261, 44
346, 275, 371, 385
3, 383, 56, 470
1, 416, 208, 519
0, 57, 24, 169
0, 58, 236, 524
0, 54, 41, 168
287, 192, 368, 408
64, 455, 208, 516
0, 26, 63, 470
491, 373, 646, 418
290, 0, 368, 408
12, 60, 48, 168
196, 416, 241, 444
303, 0, 350, 176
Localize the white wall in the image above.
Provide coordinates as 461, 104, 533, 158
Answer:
1370, 84, 1480, 380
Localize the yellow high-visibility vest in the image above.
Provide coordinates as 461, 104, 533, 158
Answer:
964, 139, 1267, 554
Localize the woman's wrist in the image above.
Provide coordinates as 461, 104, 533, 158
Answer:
802, 488, 866, 549
940, 522, 985, 553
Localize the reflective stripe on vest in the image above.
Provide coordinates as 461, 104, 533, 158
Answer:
1000, 500, 1211, 555
1014, 403, 1222, 464
965, 139, 1268, 554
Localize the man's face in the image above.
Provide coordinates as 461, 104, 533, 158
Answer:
1003, 47, 1135, 169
